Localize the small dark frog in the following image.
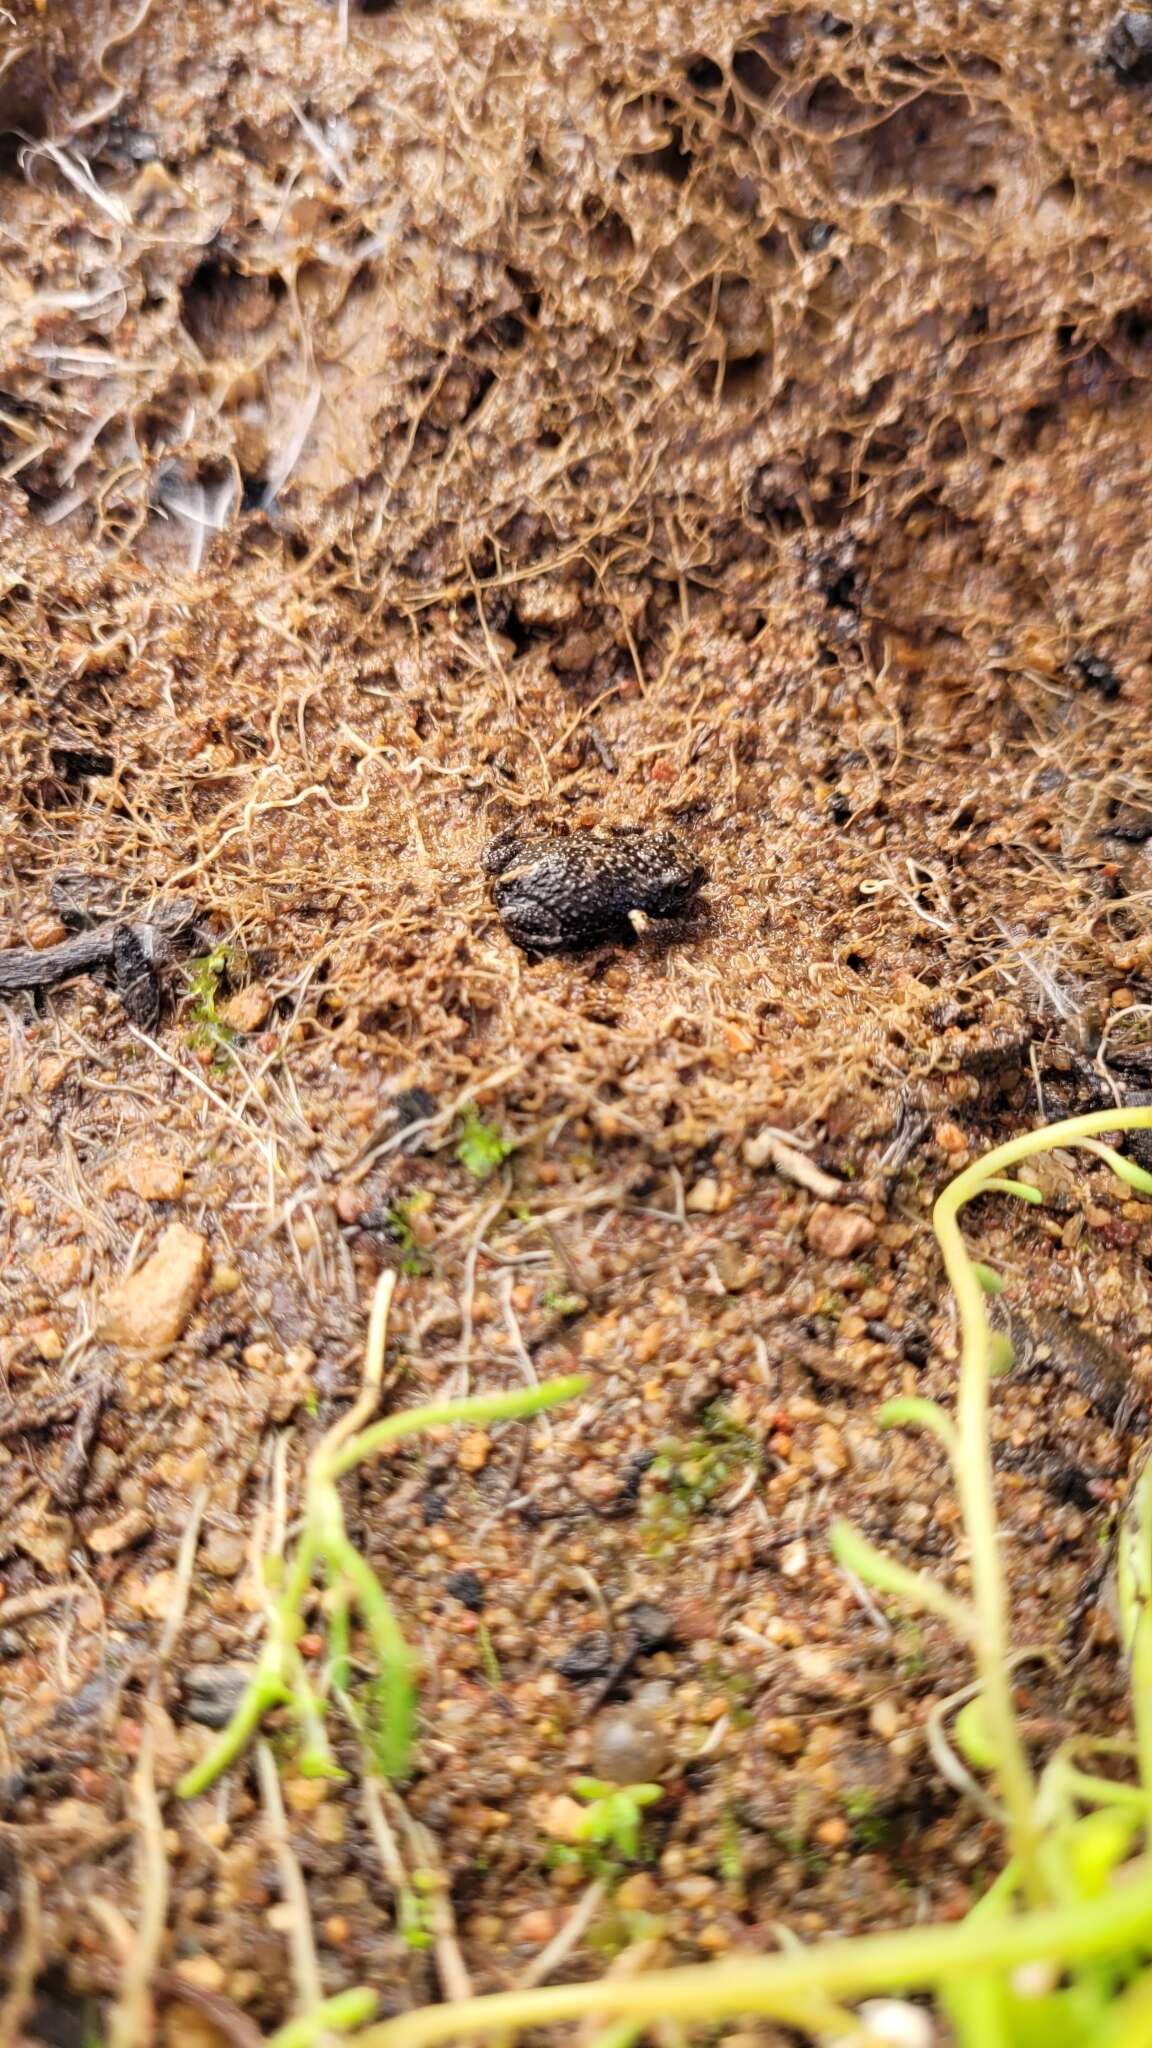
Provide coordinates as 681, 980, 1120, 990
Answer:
483, 825, 707, 953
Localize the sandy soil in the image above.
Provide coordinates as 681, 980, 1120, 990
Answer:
3, 1, 1152, 2040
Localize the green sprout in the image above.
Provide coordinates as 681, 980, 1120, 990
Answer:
184, 943, 236, 1061
177, 1272, 585, 1799
266, 1991, 379, 2048
387, 1194, 433, 1276
843, 1787, 892, 1854
542, 1285, 588, 1318
455, 1105, 514, 1180
642, 1404, 759, 1552
397, 1870, 439, 1953
341, 1105, 1152, 2048
570, 1777, 664, 1864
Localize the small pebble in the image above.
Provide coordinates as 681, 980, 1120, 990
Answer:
29, 1244, 82, 1289
697, 1922, 731, 1951
86, 1508, 152, 1556
98, 1223, 210, 1361
761, 1716, 805, 1758
121, 1149, 186, 1202
854, 2000, 936, 2048
615, 1871, 656, 1911
685, 1176, 719, 1214
219, 984, 272, 1033
457, 1431, 491, 1474
806, 1204, 875, 1258
591, 1701, 670, 1784
284, 1776, 329, 1815
542, 1793, 586, 1842
625, 1602, 674, 1650
870, 1697, 902, 1741
813, 1424, 849, 1477
202, 1529, 246, 1578
933, 1120, 967, 1155
171, 1955, 227, 1995
515, 1908, 557, 1944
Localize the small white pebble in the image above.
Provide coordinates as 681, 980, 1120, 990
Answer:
859, 2000, 935, 2047
1011, 1961, 1059, 1998
832, 2001, 935, 2048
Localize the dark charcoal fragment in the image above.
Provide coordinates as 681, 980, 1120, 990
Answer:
555, 1630, 614, 1681
445, 1568, 485, 1611
179, 1663, 250, 1728
50, 746, 116, 781
1071, 649, 1123, 698
624, 1601, 675, 1650
1104, 801, 1152, 843
1122, 1086, 1152, 1174
394, 1085, 438, 1127
112, 923, 162, 1030
1105, 8, 1152, 81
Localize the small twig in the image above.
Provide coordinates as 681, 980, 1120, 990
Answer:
743, 1127, 844, 1198
51, 1375, 110, 1508
0, 1582, 81, 1627
0, 1863, 41, 2043
515, 1877, 606, 1991
456, 1193, 506, 1379
106, 1718, 170, 2048
257, 1740, 324, 2016
152, 1970, 264, 2048
156, 1485, 209, 1669
497, 1268, 551, 1436
394, 1789, 472, 2003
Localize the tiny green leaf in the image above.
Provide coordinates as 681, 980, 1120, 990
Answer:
456, 1105, 514, 1180
877, 1397, 959, 1456
981, 1176, 1045, 1205
954, 1697, 998, 1772
1078, 1138, 1152, 1199
831, 1521, 973, 1636
988, 1332, 1015, 1376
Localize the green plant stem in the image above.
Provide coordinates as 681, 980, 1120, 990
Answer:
979, 1177, 1044, 1204
331, 1375, 588, 1479
178, 1369, 588, 1798
1056, 1768, 1149, 1815
930, 1107, 1152, 1900
1131, 1606, 1152, 1853
176, 1648, 290, 1799
327, 1578, 350, 1694
934, 1187, 1039, 1890
831, 1521, 973, 1636
876, 1396, 960, 1458
353, 1870, 1152, 2048
327, 1525, 414, 1775
266, 1987, 379, 2047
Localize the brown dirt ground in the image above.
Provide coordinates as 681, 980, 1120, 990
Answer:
5, 0, 1152, 2040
